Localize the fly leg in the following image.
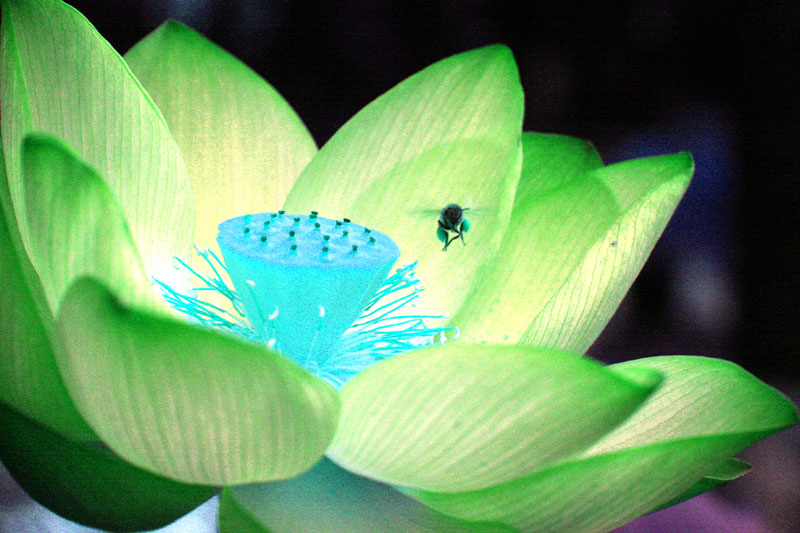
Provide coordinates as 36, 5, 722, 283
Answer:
444, 232, 463, 251
458, 219, 470, 246
438, 223, 452, 251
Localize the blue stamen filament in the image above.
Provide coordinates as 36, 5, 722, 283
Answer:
157, 212, 457, 389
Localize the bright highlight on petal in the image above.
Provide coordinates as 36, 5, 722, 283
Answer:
125, 20, 317, 250
1, 0, 195, 285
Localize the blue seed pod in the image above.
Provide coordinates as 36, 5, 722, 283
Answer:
217, 212, 400, 367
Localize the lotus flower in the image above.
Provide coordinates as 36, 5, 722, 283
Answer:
0, 0, 796, 531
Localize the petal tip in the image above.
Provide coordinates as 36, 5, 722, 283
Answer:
453, 43, 518, 74
672, 150, 695, 177
161, 18, 199, 37
477, 43, 518, 71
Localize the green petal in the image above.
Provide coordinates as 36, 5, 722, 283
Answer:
218, 458, 515, 533
0, 143, 93, 441
589, 356, 798, 451
454, 131, 611, 345
327, 344, 661, 492
514, 132, 603, 205
22, 133, 163, 314
456, 152, 692, 351
520, 154, 692, 352
283, 45, 524, 320
0, 401, 217, 532
404, 437, 748, 532
1, 0, 194, 286
454, 167, 620, 345
124, 21, 317, 251
56, 276, 340, 485
648, 458, 752, 513
405, 356, 797, 531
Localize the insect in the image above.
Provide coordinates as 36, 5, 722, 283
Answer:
435, 203, 472, 251
410, 203, 481, 251
412, 204, 466, 252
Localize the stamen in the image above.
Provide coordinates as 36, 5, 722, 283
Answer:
155, 247, 257, 342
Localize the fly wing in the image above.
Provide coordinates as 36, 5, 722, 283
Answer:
407, 206, 488, 220
462, 206, 487, 218
407, 208, 444, 218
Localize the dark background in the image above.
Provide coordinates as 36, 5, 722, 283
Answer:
12, 1, 800, 531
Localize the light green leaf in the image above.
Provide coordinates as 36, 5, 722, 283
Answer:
22, 133, 163, 314
0, 142, 93, 441
513, 132, 603, 205
405, 356, 797, 532
456, 152, 692, 351
56, 276, 340, 485
283, 45, 524, 322
124, 21, 317, 251
0, 401, 217, 532
1, 0, 194, 287
219, 458, 515, 533
327, 343, 661, 492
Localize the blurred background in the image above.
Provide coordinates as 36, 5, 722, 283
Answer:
2, 0, 798, 531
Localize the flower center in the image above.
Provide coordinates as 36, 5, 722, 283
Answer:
157, 211, 456, 388
217, 211, 399, 368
